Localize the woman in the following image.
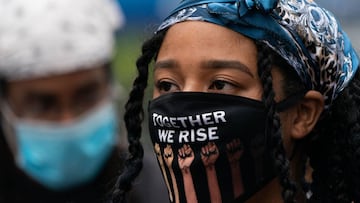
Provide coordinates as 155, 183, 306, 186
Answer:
112, 0, 360, 202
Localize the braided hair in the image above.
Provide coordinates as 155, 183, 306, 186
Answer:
306, 68, 360, 202
256, 41, 360, 202
110, 30, 167, 203
256, 43, 298, 202
114, 29, 360, 203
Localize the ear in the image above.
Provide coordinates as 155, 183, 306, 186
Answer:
289, 90, 324, 139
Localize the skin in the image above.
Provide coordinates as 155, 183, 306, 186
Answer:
154, 143, 174, 202
226, 138, 244, 198
153, 21, 324, 202
178, 144, 198, 203
5, 65, 109, 122
201, 142, 221, 203
163, 144, 180, 203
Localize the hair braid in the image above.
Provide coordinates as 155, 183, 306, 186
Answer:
256, 43, 297, 202
308, 68, 360, 202
109, 31, 166, 203
348, 69, 360, 201
308, 102, 350, 202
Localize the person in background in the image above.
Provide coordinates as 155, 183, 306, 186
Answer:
111, 0, 360, 202
0, 0, 167, 202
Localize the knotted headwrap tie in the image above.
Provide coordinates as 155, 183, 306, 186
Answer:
157, 0, 359, 108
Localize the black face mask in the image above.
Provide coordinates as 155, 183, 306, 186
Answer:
148, 92, 278, 203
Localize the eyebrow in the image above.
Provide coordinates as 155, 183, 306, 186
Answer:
155, 59, 254, 78
154, 59, 178, 69
25, 92, 56, 105
75, 80, 101, 95
204, 60, 254, 78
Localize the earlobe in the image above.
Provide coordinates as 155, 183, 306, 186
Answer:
290, 90, 324, 139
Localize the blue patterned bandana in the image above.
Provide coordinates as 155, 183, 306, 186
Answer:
157, 0, 359, 108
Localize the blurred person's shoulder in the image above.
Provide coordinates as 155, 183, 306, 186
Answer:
127, 148, 169, 203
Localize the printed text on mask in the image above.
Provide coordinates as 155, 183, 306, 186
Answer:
152, 111, 226, 143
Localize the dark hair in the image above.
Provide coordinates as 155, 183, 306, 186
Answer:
255, 43, 300, 202
306, 68, 360, 202
256, 42, 360, 202
109, 30, 166, 203
113, 29, 360, 203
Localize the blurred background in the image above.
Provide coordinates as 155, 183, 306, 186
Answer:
114, 0, 360, 144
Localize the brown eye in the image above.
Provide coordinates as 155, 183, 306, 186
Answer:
208, 79, 240, 95
209, 80, 227, 90
156, 80, 179, 94
158, 81, 172, 91
23, 94, 58, 119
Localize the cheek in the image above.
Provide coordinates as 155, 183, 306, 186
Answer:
153, 89, 161, 99
6, 86, 26, 115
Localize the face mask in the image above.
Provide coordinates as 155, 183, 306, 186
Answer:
148, 92, 277, 203
2, 100, 118, 191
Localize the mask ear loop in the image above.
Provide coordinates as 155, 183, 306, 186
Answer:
275, 91, 307, 112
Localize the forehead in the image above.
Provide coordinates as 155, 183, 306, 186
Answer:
157, 21, 258, 69
6, 65, 107, 96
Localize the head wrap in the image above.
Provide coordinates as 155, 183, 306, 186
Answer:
157, 0, 359, 107
0, 0, 124, 81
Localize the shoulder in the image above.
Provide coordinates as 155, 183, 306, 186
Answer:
128, 148, 169, 203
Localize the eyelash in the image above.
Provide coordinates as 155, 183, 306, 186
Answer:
209, 80, 226, 90
156, 80, 179, 92
209, 79, 237, 90
155, 79, 237, 94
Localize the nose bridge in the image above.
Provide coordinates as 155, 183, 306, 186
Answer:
57, 96, 77, 122
59, 108, 75, 122
182, 76, 208, 92
178, 61, 209, 92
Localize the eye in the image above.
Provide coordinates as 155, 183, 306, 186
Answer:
155, 80, 180, 94
209, 80, 227, 90
209, 80, 237, 92
19, 96, 59, 120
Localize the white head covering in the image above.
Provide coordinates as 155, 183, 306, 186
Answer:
0, 0, 124, 81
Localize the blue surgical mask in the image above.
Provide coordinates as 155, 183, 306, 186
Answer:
2, 100, 118, 191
